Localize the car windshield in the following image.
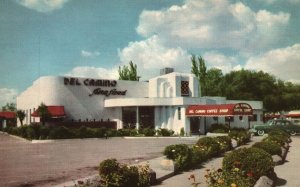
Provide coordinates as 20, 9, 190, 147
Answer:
266, 120, 274, 126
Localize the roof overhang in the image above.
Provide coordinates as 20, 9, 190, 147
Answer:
186, 103, 253, 117
0, 111, 16, 119
31, 106, 66, 118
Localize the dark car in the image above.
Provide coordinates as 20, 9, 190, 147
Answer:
250, 119, 300, 136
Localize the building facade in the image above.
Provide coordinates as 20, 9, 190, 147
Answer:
17, 71, 263, 135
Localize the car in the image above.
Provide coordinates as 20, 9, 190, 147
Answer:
250, 119, 300, 136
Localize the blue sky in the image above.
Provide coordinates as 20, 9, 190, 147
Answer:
1, 0, 300, 107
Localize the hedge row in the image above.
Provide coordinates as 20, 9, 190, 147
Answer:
206, 128, 291, 187
163, 130, 251, 172
1, 124, 175, 140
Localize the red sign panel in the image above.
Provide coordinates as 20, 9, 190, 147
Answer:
186, 103, 253, 117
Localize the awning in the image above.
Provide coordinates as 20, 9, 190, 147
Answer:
186, 103, 253, 117
31, 106, 66, 118
285, 114, 300, 118
0, 111, 16, 119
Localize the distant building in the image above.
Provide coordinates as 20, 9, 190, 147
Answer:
17, 71, 263, 135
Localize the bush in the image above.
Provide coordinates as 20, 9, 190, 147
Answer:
77, 126, 94, 138
163, 144, 192, 171
180, 127, 185, 136
191, 145, 208, 166
252, 141, 282, 156
93, 127, 107, 138
105, 129, 118, 137
266, 128, 291, 146
197, 137, 221, 157
139, 128, 156, 136
223, 147, 274, 180
39, 125, 51, 139
208, 123, 229, 133
268, 128, 290, 139
157, 128, 174, 136
18, 125, 28, 138
215, 136, 233, 153
49, 126, 75, 139
26, 126, 37, 140
228, 130, 251, 146
99, 159, 150, 187
117, 129, 138, 136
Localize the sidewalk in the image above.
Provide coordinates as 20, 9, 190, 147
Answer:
151, 136, 264, 187
274, 136, 300, 187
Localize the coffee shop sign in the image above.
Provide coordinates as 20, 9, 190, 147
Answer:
64, 77, 127, 97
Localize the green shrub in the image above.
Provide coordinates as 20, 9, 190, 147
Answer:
26, 126, 37, 140
223, 147, 274, 180
93, 127, 107, 138
266, 128, 291, 146
228, 130, 251, 146
99, 158, 122, 186
139, 128, 156, 136
197, 137, 221, 157
10, 127, 20, 136
252, 141, 282, 156
117, 129, 138, 136
77, 126, 96, 138
163, 144, 192, 171
191, 145, 208, 166
215, 136, 233, 153
180, 127, 185, 136
106, 129, 118, 137
263, 136, 287, 147
39, 125, 51, 139
208, 123, 229, 133
49, 126, 75, 139
18, 125, 28, 138
157, 128, 174, 136
99, 159, 150, 187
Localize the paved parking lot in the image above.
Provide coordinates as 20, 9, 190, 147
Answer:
0, 133, 198, 187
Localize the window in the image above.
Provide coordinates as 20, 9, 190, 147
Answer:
225, 116, 234, 122
253, 114, 257, 121
178, 107, 181, 120
181, 81, 189, 96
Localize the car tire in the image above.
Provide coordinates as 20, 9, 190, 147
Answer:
290, 131, 296, 136
257, 130, 265, 136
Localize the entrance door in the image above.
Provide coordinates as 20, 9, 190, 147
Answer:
190, 117, 200, 135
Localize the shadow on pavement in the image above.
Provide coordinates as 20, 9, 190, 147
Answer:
276, 177, 287, 186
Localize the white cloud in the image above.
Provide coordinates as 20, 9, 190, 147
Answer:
136, 0, 290, 53
0, 88, 18, 108
65, 66, 118, 79
81, 50, 100, 58
245, 44, 300, 83
15, 0, 70, 13
203, 51, 239, 73
256, 0, 300, 4
118, 35, 191, 80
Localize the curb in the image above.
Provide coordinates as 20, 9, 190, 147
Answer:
123, 136, 201, 139
0, 132, 31, 142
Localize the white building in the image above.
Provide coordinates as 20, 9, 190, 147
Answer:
17, 70, 263, 135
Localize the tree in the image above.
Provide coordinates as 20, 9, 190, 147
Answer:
37, 103, 51, 125
118, 61, 139, 81
2, 102, 16, 112
16, 110, 26, 126
206, 68, 223, 96
191, 54, 207, 96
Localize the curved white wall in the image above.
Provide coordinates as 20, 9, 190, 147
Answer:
17, 76, 148, 125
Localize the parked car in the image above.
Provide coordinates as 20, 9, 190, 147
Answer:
250, 119, 300, 136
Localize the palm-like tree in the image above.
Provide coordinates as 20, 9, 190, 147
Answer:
16, 110, 26, 126
37, 103, 51, 125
